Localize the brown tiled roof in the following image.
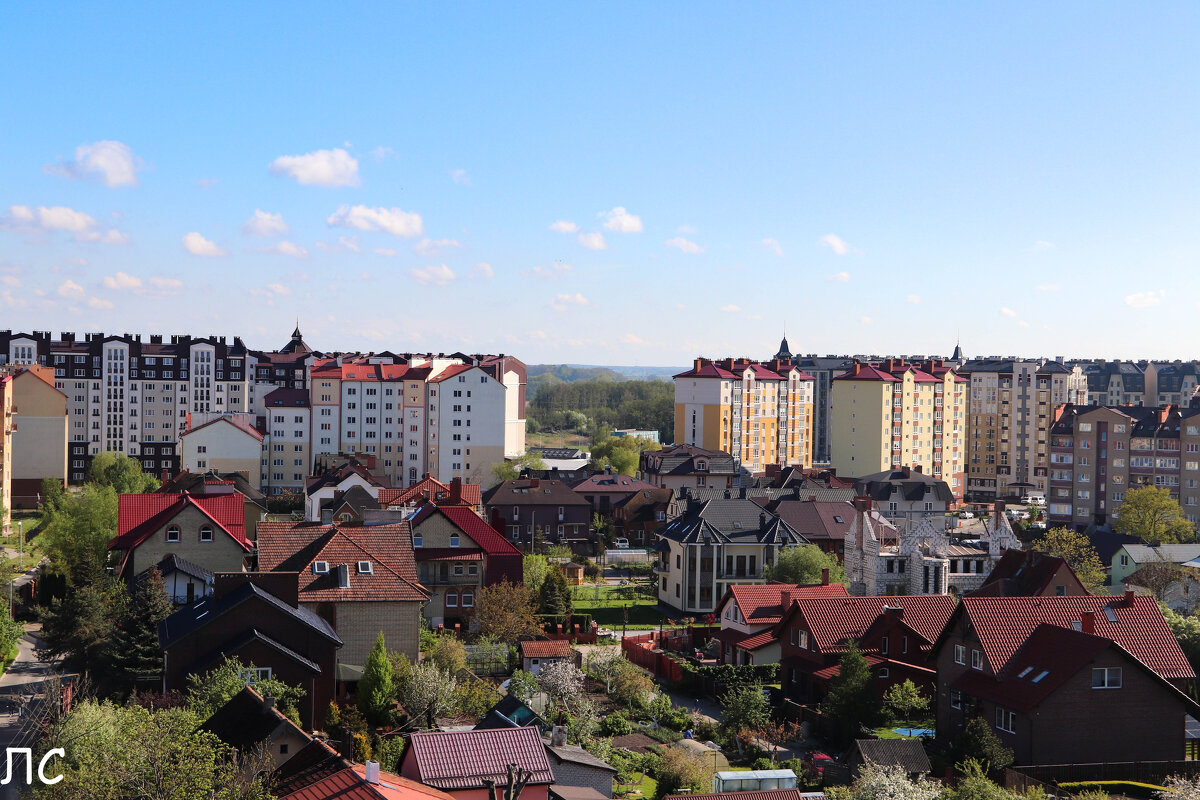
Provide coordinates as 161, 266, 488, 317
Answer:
518, 640, 573, 659
402, 727, 554, 789
783, 595, 956, 654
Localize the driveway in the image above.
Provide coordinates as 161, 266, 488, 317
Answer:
0, 622, 60, 797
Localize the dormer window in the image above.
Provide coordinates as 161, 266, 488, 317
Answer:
313, 561, 329, 574
166, 526, 180, 543
357, 561, 373, 575
199, 526, 213, 542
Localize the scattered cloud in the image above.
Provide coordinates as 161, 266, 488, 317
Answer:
677, 224, 697, 235
1018, 320, 1031, 328
665, 237, 704, 254
149, 277, 183, 292
373, 248, 398, 257
249, 283, 292, 301
270, 147, 360, 187
196, 178, 219, 189
265, 283, 291, 295
182, 232, 227, 257
450, 168, 471, 185
720, 304, 741, 313
473, 262, 494, 279
577, 232, 607, 250
413, 237, 462, 257
0, 275, 20, 288
1, 204, 127, 243
550, 292, 591, 311
44, 140, 142, 187
906, 294, 921, 304
57, 280, 85, 299
1, 290, 27, 309
316, 235, 363, 254
549, 220, 579, 234
762, 238, 784, 257
410, 264, 456, 286
265, 241, 309, 258
819, 233, 854, 255
103, 271, 142, 290
87, 297, 114, 310
1032, 240, 1056, 251
1000, 306, 1019, 317
599, 206, 643, 233
243, 210, 288, 237
826, 271, 850, 282
1036, 284, 1061, 292
327, 204, 423, 237
619, 333, 646, 345
525, 263, 573, 280
1126, 290, 1164, 309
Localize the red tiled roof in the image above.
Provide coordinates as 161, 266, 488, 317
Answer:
786, 595, 956, 653
956, 595, 1194, 680
111, 492, 250, 552
403, 727, 554, 789
183, 414, 264, 441
279, 763, 456, 800
518, 640, 573, 659
412, 506, 522, 557
673, 363, 739, 379
428, 363, 476, 383
737, 629, 777, 651
717, 583, 849, 626
832, 364, 900, 382
310, 360, 412, 382
380, 476, 482, 508
812, 653, 886, 681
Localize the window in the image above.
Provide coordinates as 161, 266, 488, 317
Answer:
971, 649, 984, 670
1092, 667, 1122, 689
166, 526, 180, 542
995, 707, 1016, 733
239, 666, 273, 683
199, 526, 213, 542
954, 644, 966, 665
462, 590, 474, 607
313, 561, 329, 574
450, 535, 460, 548
357, 561, 373, 574
950, 689, 962, 709
878, 667, 889, 679
413, 535, 423, 548
446, 592, 458, 608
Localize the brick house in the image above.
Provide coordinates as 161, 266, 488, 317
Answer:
968, 549, 1090, 597
776, 595, 955, 705
571, 471, 659, 516
256, 521, 428, 665
611, 487, 673, 546
399, 727, 554, 800
158, 572, 342, 728
713, 578, 849, 665
111, 491, 253, 582
483, 478, 592, 552
932, 593, 1198, 764
410, 504, 524, 627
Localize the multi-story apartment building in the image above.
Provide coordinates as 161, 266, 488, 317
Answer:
957, 358, 1087, 501
261, 387, 311, 494
1152, 361, 1200, 406
0, 371, 13, 531
1046, 403, 1200, 532
673, 357, 815, 476
7, 365, 67, 508
829, 359, 967, 499
1072, 359, 1152, 406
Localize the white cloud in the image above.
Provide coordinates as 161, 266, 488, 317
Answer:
1, 289, 26, 309
906, 294, 921, 304
473, 262, 494, 279
410, 264, 457, 286
267, 241, 309, 258
45, 140, 142, 187
0, 275, 19, 288
1036, 284, 1061, 292
182, 232, 227, 257
599, 206, 643, 233
57, 280, 84, 299
550, 293, 591, 311
149, 276, 183, 292
243, 210, 288, 237
1126, 290, 1164, 309
526, 263, 573, 280
373, 248, 398, 257
1, 204, 127, 243
269, 148, 360, 187
549, 220, 579, 234
762, 238, 784, 257
413, 237, 462, 257
103, 271, 142, 290
370, 146, 395, 160
577, 232, 607, 250
677, 224, 697, 234
619, 333, 646, 345
720, 304, 741, 313
860, 316, 874, 325
826, 271, 850, 282
1000, 306, 1019, 317
327, 204, 423, 237
196, 178, 219, 189
450, 168, 471, 185
1018, 320, 1031, 328
819, 233, 853, 255
265, 283, 291, 295
665, 237, 704, 254
249, 283, 292, 300
87, 297, 114, 310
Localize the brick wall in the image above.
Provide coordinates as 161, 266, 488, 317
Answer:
130, 504, 249, 577
304, 599, 422, 666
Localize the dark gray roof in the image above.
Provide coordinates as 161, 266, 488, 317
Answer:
546, 744, 618, 773
852, 739, 931, 774
483, 479, 591, 507
320, 484, 381, 515
655, 498, 809, 546
852, 470, 954, 503
640, 445, 737, 476
137, 553, 213, 585
158, 581, 341, 649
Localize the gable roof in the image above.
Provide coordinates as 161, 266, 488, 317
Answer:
773, 500, 890, 543
483, 479, 591, 507
655, 499, 809, 546
158, 581, 341, 650
571, 474, 658, 494
379, 476, 482, 508
182, 414, 264, 442
274, 738, 457, 800
716, 583, 849, 626
1120, 544, 1200, 565
972, 550, 1086, 597
201, 685, 303, 750
852, 470, 954, 503
640, 444, 738, 476
410, 505, 523, 557
518, 640, 573, 659
111, 492, 251, 556
403, 727, 554, 789
783, 595, 956, 654
306, 462, 388, 496
158, 470, 267, 503
949, 594, 1193, 680
545, 744, 617, 773
321, 485, 382, 517
851, 739, 931, 774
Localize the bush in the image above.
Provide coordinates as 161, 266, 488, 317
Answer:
751, 757, 774, 771
601, 712, 633, 737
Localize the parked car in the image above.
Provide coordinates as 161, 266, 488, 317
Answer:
804, 751, 835, 777
960, 511, 975, 519
1022, 495, 1046, 506
614, 538, 630, 549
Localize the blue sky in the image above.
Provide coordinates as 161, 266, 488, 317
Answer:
4, 3, 1200, 365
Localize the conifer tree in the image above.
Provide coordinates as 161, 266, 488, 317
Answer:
117, 566, 174, 682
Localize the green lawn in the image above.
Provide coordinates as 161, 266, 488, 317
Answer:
617, 773, 657, 799
572, 583, 666, 628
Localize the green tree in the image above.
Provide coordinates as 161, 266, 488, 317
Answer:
426, 633, 467, 674
539, 566, 574, 616
882, 679, 929, 730
40, 476, 67, 514
0, 605, 22, 661
939, 759, 1025, 800
507, 669, 540, 702
116, 566, 174, 682
820, 643, 881, 746
524, 554, 550, 592
359, 632, 397, 724
475, 580, 543, 641
719, 684, 771, 753
186, 656, 306, 722
589, 434, 659, 476
951, 717, 1015, 776
1161, 603, 1200, 676
1115, 485, 1197, 544
765, 545, 845, 586
611, 661, 654, 707
492, 452, 547, 484
87, 451, 161, 494
1033, 526, 1106, 594
38, 557, 127, 673
39, 483, 117, 586
653, 746, 711, 800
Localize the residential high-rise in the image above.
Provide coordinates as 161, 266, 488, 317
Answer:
7, 365, 67, 507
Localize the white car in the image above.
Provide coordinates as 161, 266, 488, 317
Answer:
614, 538, 630, 549
960, 511, 975, 519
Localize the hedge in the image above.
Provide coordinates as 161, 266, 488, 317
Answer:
1056, 781, 1166, 799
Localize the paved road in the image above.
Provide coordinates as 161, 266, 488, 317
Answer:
0, 622, 58, 799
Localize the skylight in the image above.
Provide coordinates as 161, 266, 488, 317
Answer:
1017, 666, 1034, 678
1032, 670, 1050, 683
313, 561, 329, 574
1104, 607, 1118, 623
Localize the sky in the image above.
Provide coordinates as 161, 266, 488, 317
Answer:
4, 3, 1200, 366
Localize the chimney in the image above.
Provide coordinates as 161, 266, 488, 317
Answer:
1125, 588, 1136, 606
759, 512, 767, 529
551, 726, 568, 747
994, 501, 1006, 520
900, 466, 911, 478
449, 477, 463, 505
489, 507, 505, 535
808, 495, 817, 503
263, 696, 276, 710
821, 568, 830, 585
1080, 610, 1095, 635
365, 761, 381, 784
853, 498, 868, 550
912, 464, 923, 474
781, 588, 796, 609
530, 478, 540, 488
337, 563, 350, 589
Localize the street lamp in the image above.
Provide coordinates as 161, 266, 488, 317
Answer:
16, 521, 21, 573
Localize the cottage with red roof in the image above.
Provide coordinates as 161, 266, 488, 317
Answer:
777, 594, 955, 705
933, 592, 1200, 764
398, 727, 554, 800
110, 491, 253, 582
271, 734, 459, 800
518, 639, 575, 674
410, 503, 523, 627
257, 521, 428, 664
713, 578, 849, 665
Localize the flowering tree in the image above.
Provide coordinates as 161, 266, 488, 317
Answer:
538, 660, 585, 709
1160, 775, 1200, 800
588, 648, 625, 693
829, 762, 940, 800
400, 662, 458, 727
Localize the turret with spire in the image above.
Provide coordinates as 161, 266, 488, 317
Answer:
280, 322, 312, 355
774, 333, 793, 362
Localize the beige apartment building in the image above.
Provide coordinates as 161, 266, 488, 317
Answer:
0, 372, 12, 531
8, 365, 67, 508
829, 359, 966, 499
673, 358, 815, 476
957, 358, 1087, 501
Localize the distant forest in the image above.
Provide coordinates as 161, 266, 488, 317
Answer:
527, 379, 674, 442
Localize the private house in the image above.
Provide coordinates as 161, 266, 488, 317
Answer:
409, 504, 524, 627
320, 485, 382, 524
399, 727, 554, 800
483, 478, 592, 552
571, 471, 659, 515
1123, 563, 1200, 614
612, 488, 673, 547
159, 470, 268, 542
851, 468, 956, 522
969, 549, 1089, 597
932, 593, 1197, 764
639, 444, 738, 492
8, 365, 67, 509
305, 460, 389, 521
138, 553, 213, 605
378, 475, 484, 515
273, 738, 458, 800
256, 521, 428, 665
110, 491, 253, 582
653, 497, 811, 616
201, 685, 310, 769
713, 579, 849, 665
158, 573, 342, 727
518, 640, 574, 675
1111, 544, 1200, 586
772, 499, 889, 559
776, 594, 956, 705
545, 741, 618, 799
180, 413, 265, 491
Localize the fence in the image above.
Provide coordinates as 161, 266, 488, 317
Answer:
1013, 760, 1200, 786
620, 626, 722, 684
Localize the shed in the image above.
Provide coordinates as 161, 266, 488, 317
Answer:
518, 640, 575, 675
562, 562, 586, 586
846, 739, 931, 780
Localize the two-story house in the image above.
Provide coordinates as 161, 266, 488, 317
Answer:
968, 549, 1090, 597
482, 478, 592, 553
932, 593, 1198, 764
713, 578, 848, 664
571, 471, 659, 516
110, 491, 254, 582
639, 444, 738, 492
612, 487, 674, 547
653, 497, 810, 616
